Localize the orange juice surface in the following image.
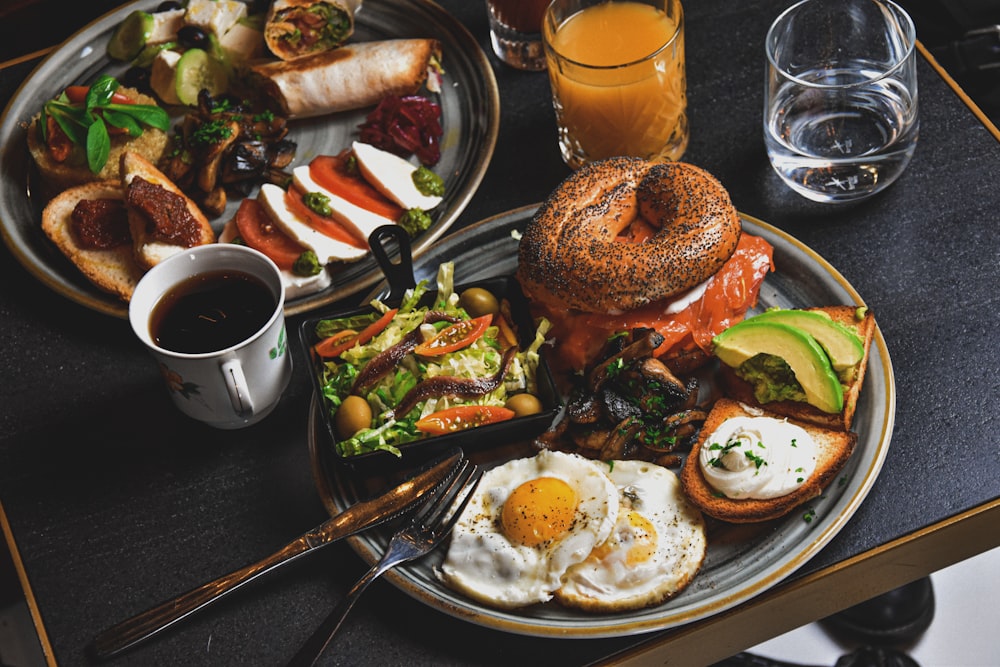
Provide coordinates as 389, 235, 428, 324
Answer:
546, 1, 687, 165
551, 2, 675, 65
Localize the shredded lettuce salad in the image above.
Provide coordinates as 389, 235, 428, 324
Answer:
315, 263, 550, 457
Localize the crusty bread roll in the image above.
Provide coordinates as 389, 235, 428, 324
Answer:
680, 398, 857, 523
119, 151, 216, 269
40, 180, 143, 302
718, 306, 876, 432
248, 38, 441, 118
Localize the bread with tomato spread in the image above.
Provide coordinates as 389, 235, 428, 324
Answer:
40, 180, 143, 301
119, 151, 216, 269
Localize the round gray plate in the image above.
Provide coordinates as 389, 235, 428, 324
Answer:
0, 0, 498, 318
309, 207, 896, 638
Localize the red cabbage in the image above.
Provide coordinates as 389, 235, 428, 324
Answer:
358, 95, 443, 166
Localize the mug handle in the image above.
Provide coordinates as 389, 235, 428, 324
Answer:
220, 359, 254, 418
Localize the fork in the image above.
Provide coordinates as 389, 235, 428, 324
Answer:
286, 459, 481, 667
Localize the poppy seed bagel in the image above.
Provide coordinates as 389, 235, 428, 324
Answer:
516, 157, 741, 314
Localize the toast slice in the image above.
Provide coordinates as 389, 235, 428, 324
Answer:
40, 180, 144, 301
680, 398, 857, 523
717, 306, 876, 431
120, 151, 215, 269
27, 87, 169, 196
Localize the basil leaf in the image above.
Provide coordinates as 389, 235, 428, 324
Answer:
86, 118, 111, 173
38, 107, 49, 142
102, 108, 142, 136
49, 108, 89, 145
87, 75, 119, 109
106, 102, 170, 131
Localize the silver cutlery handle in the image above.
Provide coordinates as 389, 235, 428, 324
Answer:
91, 536, 313, 659
286, 560, 390, 667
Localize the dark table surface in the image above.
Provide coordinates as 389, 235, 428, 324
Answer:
2, 0, 999, 665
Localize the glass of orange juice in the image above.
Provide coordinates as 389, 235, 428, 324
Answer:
543, 0, 688, 169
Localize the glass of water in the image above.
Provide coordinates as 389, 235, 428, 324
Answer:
764, 0, 918, 203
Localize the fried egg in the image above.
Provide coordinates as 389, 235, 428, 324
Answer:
555, 460, 707, 612
438, 450, 619, 609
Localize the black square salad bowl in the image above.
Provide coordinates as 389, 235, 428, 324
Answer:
299, 226, 562, 474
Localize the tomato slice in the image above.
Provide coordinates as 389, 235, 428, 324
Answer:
309, 154, 404, 221
415, 405, 516, 435
413, 314, 492, 356
285, 186, 368, 249
314, 308, 398, 358
64, 85, 134, 106
44, 115, 73, 162
233, 198, 306, 270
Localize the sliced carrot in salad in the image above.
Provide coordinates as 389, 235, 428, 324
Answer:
413, 314, 493, 356
314, 308, 398, 358
415, 405, 516, 435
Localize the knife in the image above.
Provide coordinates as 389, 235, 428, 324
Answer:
90, 448, 465, 660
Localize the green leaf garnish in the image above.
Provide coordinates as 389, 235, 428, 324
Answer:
41, 76, 170, 173
86, 120, 110, 174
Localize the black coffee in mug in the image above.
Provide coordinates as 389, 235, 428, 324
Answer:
151, 270, 276, 354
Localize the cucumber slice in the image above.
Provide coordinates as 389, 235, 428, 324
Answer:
108, 10, 155, 61
175, 48, 228, 106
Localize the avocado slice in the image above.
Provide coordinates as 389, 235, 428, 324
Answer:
713, 320, 844, 414
750, 309, 864, 373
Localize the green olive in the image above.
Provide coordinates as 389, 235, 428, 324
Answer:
459, 287, 500, 318
505, 393, 543, 417
335, 395, 373, 440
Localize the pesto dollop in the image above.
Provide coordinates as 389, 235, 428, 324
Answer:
412, 166, 444, 197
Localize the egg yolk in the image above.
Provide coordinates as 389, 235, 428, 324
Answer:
592, 510, 658, 565
501, 476, 578, 547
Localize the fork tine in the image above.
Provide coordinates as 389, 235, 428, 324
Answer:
412, 458, 474, 528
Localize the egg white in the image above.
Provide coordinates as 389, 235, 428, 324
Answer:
555, 460, 707, 612
437, 450, 619, 609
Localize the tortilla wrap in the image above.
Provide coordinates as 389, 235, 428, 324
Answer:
250, 38, 442, 118
265, 0, 362, 60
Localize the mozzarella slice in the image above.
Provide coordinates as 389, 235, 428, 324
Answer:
351, 141, 444, 211
258, 184, 367, 263
291, 166, 396, 241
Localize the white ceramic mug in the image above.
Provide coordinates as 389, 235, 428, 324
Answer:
129, 244, 292, 429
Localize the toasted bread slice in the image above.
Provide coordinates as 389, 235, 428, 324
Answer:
717, 306, 876, 431
680, 398, 857, 523
40, 180, 144, 301
27, 87, 169, 197
120, 151, 215, 269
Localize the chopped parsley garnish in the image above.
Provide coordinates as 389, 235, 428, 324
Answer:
191, 119, 234, 145
744, 449, 767, 470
